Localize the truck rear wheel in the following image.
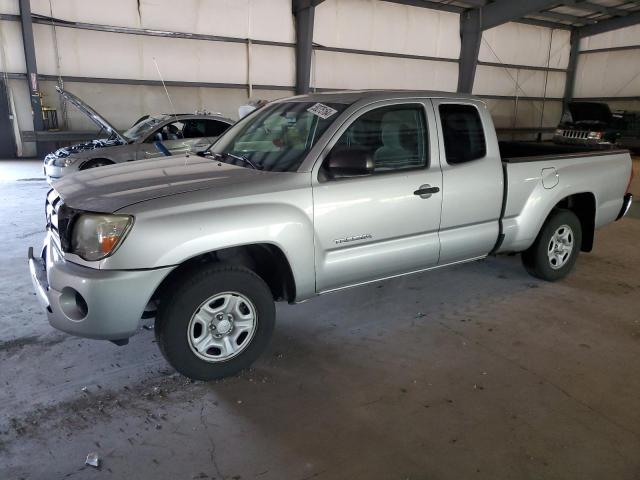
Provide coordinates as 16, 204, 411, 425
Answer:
155, 264, 275, 380
521, 209, 582, 281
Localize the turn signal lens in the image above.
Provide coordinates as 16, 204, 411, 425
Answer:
71, 214, 133, 261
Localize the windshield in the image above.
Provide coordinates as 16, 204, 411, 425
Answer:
211, 101, 347, 172
123, 116, 166, 140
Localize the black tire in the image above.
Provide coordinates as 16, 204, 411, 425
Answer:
155, 264, 275, 381
80, 159, 113, 170
522, 209, 582, 281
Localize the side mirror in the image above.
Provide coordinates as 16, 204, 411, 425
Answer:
326, 148, 374, 179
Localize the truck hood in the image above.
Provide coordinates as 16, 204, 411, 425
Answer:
52, 156, 268, 212
57, 86, 127, 143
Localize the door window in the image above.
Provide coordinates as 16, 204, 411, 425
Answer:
324, 104, 428, 177
183, 119, 228, 139
439, 104, 486, 164
204, 119, 230, 137
146, 121, 186, 142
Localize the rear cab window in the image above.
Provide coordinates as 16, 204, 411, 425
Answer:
439, 104, 486, 164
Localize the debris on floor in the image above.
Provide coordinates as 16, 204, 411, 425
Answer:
85, 451, 100, 468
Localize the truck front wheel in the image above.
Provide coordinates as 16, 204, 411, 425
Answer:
521, 209, 582, 281
155, 265, 275, 380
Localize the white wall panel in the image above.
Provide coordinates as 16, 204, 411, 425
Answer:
574, 50, 640, 98
250, 44, 295, 87
0, 0, 18, 14
39, 81, 293, 132
580, 24, 640, 51
33, 24, 250, 84
480, 23, 570, 69
314, 0, 459, 59
473, 65, 565, 99
313, 50, 458, 91
485, 98, 562, 131
473, 65, 517, 96
33, 24, 295, 87
30, 0, 296, 43
0, 20, 26, 73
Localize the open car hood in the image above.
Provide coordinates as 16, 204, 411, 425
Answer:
567, 102, 612, 124
56, 86, 126, 143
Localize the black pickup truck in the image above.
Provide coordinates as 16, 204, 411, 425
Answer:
553, 101, 640, 152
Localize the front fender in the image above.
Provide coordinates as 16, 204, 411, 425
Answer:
101, 189, 316, 300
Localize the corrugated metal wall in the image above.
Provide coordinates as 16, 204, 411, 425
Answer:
574, 23, 640, 112
1, 0, 639, 157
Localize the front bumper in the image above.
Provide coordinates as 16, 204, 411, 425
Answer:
616, 193, 633, 221
28, 232, 173, 341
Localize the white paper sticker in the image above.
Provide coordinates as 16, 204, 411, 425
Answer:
307, 103, 338, 120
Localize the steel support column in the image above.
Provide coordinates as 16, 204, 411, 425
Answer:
457, 9, 481, 94
293, 1, 320, 95
456, 0, 562, 93
563, 30, 580, 109
18, 0, 44, 137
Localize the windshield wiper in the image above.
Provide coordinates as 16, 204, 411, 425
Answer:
200, 151, 260, 170
223, 152, 260, 170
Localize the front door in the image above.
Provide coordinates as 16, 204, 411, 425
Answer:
312, 100, 443, 292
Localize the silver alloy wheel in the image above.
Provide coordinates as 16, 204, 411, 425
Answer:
547, 224, 574, 270
187, 292, 258, 362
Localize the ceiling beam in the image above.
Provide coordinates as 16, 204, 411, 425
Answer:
570, 1, 630, 17
534, 9, 597, 24
379, 0, 462, 14
576, 10, 640, 37
480, 0, 563, 30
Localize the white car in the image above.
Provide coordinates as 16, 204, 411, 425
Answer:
43, 87, 234, 182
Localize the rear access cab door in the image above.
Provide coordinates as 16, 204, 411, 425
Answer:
311, 98, 443, 293
432, 99, 503, 264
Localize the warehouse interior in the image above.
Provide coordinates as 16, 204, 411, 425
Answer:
1, 0, 640, 479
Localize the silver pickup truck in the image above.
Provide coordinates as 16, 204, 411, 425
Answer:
29, 91, 634, 380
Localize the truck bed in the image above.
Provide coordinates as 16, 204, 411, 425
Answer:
497, 144, 632, 254
498, 141, 627, 162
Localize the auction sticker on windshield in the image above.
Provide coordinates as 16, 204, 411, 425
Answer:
307, 103, 338, 120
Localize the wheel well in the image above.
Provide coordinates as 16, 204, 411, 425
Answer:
554, 192, 596, 252
79, 158, 114, 170
151, 244, 296, 306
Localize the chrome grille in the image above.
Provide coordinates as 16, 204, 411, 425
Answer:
45, 188, 61, 234
561, 129, 589, 139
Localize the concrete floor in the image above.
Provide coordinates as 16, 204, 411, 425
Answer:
1, 159, 639, 480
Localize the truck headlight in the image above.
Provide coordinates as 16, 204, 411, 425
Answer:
52, 156, 79, 167
588, 131, 603, 139
71, 214, 133, 261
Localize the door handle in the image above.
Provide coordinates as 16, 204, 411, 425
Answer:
414, 185, 440, 198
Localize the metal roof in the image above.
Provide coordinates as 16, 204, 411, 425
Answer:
383, 0, 640, 30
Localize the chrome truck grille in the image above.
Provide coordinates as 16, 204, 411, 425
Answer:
45, 188, 61, 235
560, 129, 589, 139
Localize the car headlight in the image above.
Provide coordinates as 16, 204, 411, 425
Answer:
588, 131, 603, 140
52, 156, 79, 167
71, 214, 133, 261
